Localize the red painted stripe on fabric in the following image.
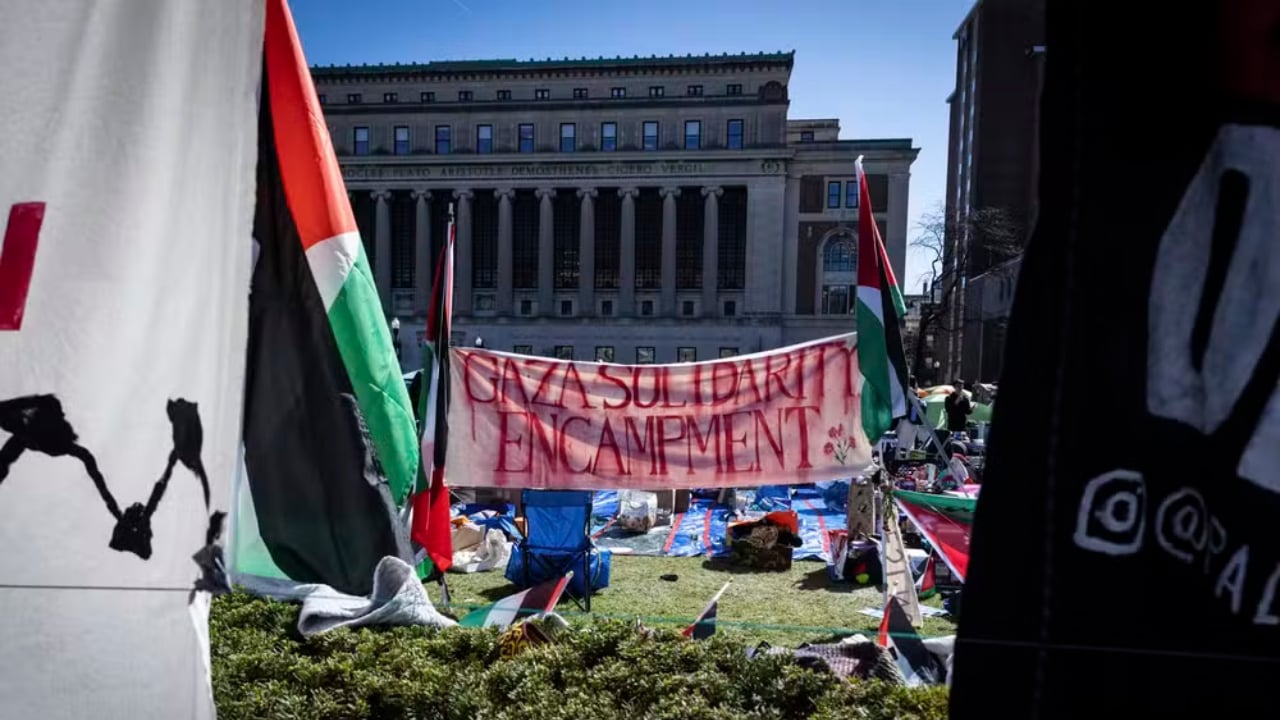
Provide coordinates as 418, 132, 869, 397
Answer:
663, 512, 685, 554
544, 574, 570, 613
701, 508, 713, 556
264, 0, 356, 250
877, 602, 891, 647
591, 516, 616, 540
0, 202, 45, 331
803, 499, 831, 557
857, 169, 881, 289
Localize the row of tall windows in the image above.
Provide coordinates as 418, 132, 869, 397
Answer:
348, 119, 746, 155
350, 188, 748, 296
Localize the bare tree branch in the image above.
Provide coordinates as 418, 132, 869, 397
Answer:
905, 203, 1023, 381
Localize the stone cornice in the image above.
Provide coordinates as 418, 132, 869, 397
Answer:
335, 147, 919, 184
311, 51, 795, 84
339, 153, 793, 185
321, 95, 780, 115
793, 142, 919, 161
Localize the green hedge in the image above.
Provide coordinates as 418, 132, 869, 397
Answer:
211, 593, 948, 720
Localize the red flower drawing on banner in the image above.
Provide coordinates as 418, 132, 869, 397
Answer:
825, 424, 855, 465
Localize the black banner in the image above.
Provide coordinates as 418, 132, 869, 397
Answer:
952, 1, 1280, 715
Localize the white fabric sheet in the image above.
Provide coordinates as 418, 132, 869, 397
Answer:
0, 1, 263, 717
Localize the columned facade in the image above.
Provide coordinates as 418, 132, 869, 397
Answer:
494, 188, 514, 315
372, 189, 393, 314
658, 187, 680, 315
412, 190, 432, 308
577, 188, 597, 315
781, 172, 801, 316
452, 190, 473, 316
701, 186, 721, 317
536, 188, 555, 316
618, 187, 638, 317
317, 53, 918, 368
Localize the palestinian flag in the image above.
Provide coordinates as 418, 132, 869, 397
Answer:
855, 155, 910, 444
876, 596, 940, 685
459, 574, 570, 629
410, 215, 456, 574
915, 554, 938, 600
894, 489, 974, 582
232, 0, 419, 596
683, 581, 731, 640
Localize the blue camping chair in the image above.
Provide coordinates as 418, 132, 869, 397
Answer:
505, 489, 611, 611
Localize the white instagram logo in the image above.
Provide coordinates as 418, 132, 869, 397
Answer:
1073, 470, 1147, 556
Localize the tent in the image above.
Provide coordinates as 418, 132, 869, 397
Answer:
921, 393, 993, 429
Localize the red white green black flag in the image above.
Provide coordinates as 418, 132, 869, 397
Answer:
458, 574, 570, 629
411, 214, 456, 574
683, 581, 731, 640
232, 0, 419, 595
855, 155, 910, 444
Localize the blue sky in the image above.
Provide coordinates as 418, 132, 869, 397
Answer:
293, 0, 974, 292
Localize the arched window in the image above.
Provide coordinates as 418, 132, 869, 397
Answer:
823, 238, 855, 272
820, 233, 856, 315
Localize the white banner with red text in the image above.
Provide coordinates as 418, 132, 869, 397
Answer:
446, 333, 872, 489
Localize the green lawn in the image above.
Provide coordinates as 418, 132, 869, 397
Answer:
444, 555, 955, 647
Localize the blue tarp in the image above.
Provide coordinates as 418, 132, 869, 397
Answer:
792, 487, 843, 561
591, 490, 619, 519
664, 500, 714, 557
587, 485, 845, 561
755, 485, 793, 511
707, 505, 731, 557
815, 480, 850, 513
453, 502, 521, 540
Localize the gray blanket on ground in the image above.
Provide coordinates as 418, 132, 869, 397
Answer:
295, 556, 456, 637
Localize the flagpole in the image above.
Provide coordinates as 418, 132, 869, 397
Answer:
708, 580, 731, 608
444, 200, 463, 513
412, 202, 458, 595
909, 392, 952, 462
685, 580, 731, 638
435, 201, 457, 606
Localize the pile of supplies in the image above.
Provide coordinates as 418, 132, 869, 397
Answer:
726, 510, 802, 571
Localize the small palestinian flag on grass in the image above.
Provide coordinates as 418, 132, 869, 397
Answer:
410, 212, 456, 575
876, 596, 940, 685
915, 555, 938, 600
459, 574, 571, 629
855, 155, 910, 444
683, 581, 731, 640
